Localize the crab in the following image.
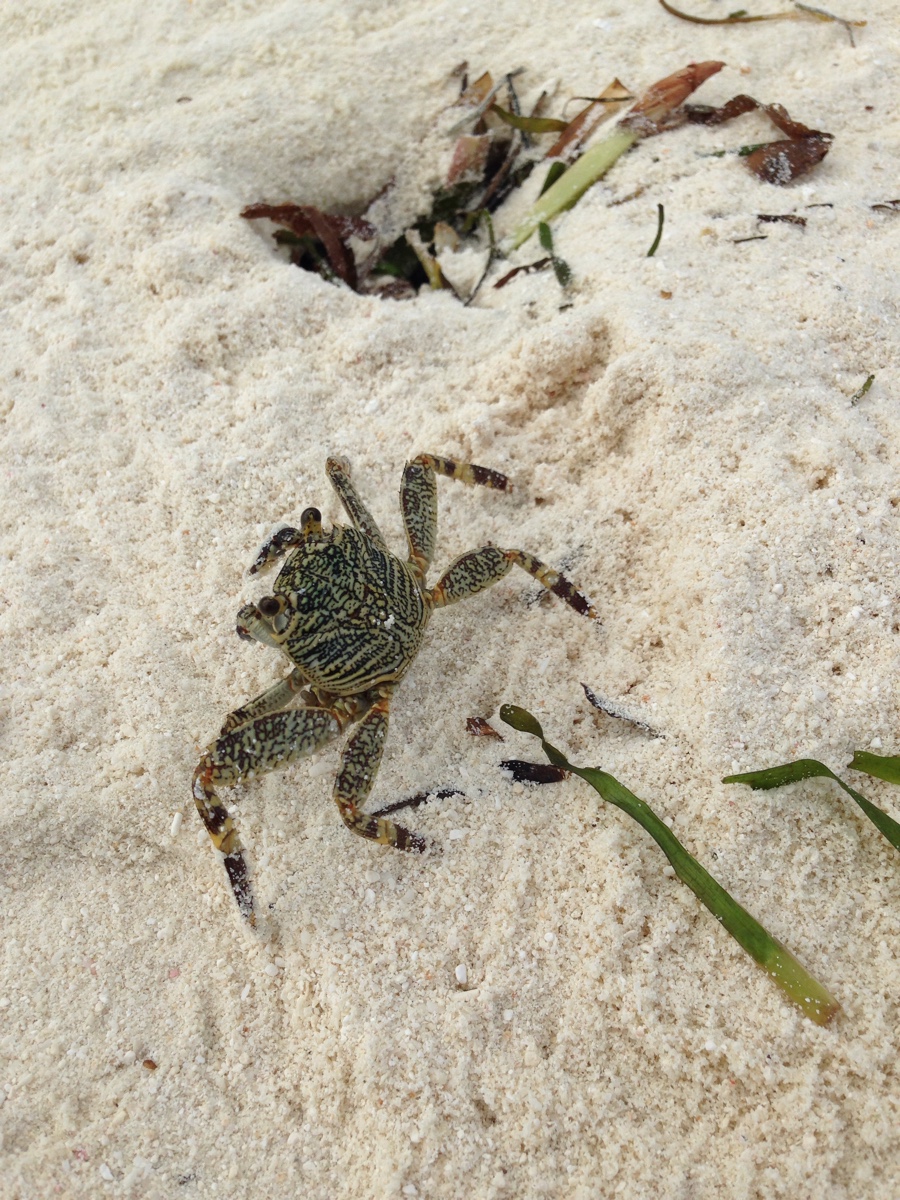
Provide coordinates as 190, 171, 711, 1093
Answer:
192, 453, 598, 924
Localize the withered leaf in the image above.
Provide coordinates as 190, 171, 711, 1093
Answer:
686, 94, 759, 124
241, 203, 376, 289
581, 683, 663, 738
757, 212, 807, 226
371, 279, 418, 300
457, 71, 494, 109
620, 61, 725, 136
241, 203, 375, 242
658, 0, 865, 43
371, 788, 464, 818
745, 137, 831, 184
684, 95, 833, 184
658, 0, 785, 22
447, 134, 491, 185
489, 104, 568, 134
501, 759, 569, 784
493, 258, 554, 289
466, 717, 504, 739
546, 80, 633, 161
447, 70, 525, 135
762, 101, 830, 144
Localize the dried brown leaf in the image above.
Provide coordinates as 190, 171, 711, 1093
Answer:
581, 683, 663, 738
466, 717, 504, 739
658, 0, 865, 41
240, 203, 377, 289
302, 208, 358, 288
745, 137, 831, 184
546, 80, 633, 161
684, 95, 833, 184
433, 221, 461, 253
757, 212, 807, 225
447, 70, 524, 135
370, 279, 418, 301
685, 94, 759, 124
371, 788, 464, 818
447, 134, 491, 185
621, 60, 725, 135
658, 0, 785, 22
500, 759, 569, 784
457, 71, 494, 108
493, 258, 553, 289
241, 203, 375, 242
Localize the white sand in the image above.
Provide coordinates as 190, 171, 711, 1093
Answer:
2, 2, 899, 1196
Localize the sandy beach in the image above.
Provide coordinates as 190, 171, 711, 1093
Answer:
2, 2, 899, 1196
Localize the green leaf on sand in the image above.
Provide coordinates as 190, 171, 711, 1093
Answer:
501, 705, 840, 1026
724, 757, 900, 853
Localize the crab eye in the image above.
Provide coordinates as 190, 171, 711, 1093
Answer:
257, 595, 281, 617
300, 507, 323, 536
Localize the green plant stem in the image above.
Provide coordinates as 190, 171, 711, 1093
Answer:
510, 128, 637, 248
500, 705, 840, 1025
647, 203, 665, 256
850, 374, 875, 404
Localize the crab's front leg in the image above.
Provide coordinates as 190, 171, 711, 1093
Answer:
193, 700, 358, 924
326, 457, 389, 550
247, 506, 324, 575
333, 685, 427, 852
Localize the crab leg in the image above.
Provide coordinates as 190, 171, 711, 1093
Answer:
401, 452, 511, 580
246, 525, 304, 575
333, 685, 427, 852
326, 456, 389, 550
218, 667, 309, 735
400, 458, 438, 578
429, 545, 599, 620
247, 507, 323, 576
410, 452, 510, 492
193, 699, 364, 923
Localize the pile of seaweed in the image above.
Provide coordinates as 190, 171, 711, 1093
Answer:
242, 49, 843, 304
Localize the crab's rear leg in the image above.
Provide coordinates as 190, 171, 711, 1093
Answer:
333, 685, 427, 852
430, 545, 599, 620
401, 453, 510, 579
193, 701, 356, 924
218, 667, 309, 735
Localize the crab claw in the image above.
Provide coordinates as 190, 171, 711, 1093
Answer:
235, 601, 261, 641
248, 525, 304, 575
